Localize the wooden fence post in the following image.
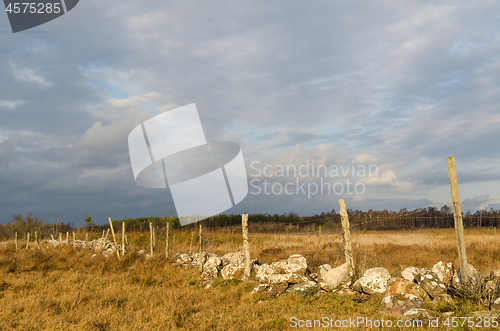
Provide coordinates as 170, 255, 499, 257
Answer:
121, 222, 125, 257
274, 232, 277, 249
447, 156, 469, 280
149, 222, 153, 257
189, 231, 194, 255
242, 214, 251, 279
59, 232, 62, 243
15, 232, 17, 250
73, 231, 75, 248
26, 233, 29, 249
199, 222, 203, 273
165, 221, 169, 259
35, 231, 40, 250
108, 217, 121, 259
339, 199, 354, 272
318, 225, 322, 247
85, 233, 88, 242
66, 231, 69, 244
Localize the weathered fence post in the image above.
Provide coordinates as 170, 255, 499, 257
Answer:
242, 214, 251, 279
85, 233, 88, 242
15, 232, 17, 250
26, 233, 29, 249
73, 231, 75, 248
274, 232, 277, 249
149, 222, 153, 256
447, 156, 469, 280
121, 222, 125, 257
59, 232, 62, 244
318, 225, 322, 247
199, 222, 203, 273
165, 221, 169, 259
35, 231, 40, 250
339, 199, 354, 272
189, 231, 194, 255
108, 217, 121, 259
66, 231, 69, 244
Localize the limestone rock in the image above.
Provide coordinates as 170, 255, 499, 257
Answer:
319, 264, 332, 278
451, 264, 482, 291
400, 267, 420, 283
401, 308, 438, 327
222, 251, 245, 267
323, 262, 352, 291
267, 283, 289, 298
416, 269, 446, 299
286, 281, 319, 297
256, 255, 308, 284
221, 264, 245, 280
385, 277, 430, 303
432, 261, 454, 285
431, 294, 453, 304
487, 270, 500, 282
174, 253, 192, 265
353, 267, 391, 295
491, 297, 500, 311
379, 294, 425, 318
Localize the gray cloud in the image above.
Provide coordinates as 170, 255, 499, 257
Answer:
1, 1, 500, 225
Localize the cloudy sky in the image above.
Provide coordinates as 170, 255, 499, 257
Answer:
1, 0, 500, 226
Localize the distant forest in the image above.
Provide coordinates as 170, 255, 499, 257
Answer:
1, 206, 500, 240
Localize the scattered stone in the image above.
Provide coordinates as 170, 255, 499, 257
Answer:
451, 264, 481, 291
323, 262, 352, 291
286, 281, 319, 297
267, 283, 289, 298
379, 294, 425, 318
431, 294, 453, 304
353, 267, 391, 295
335, 288, 357, 296
400, 267, 420, 283
251, 284, 270, 295
401, 308, 438, 327
385, 277, 430, 303
416, 269, 446, 299
175, 253, 193, 265
471, 311, 500, 318
256, 255, 308, 284
319, 264, 332, 278
222, 251, 245, 267
432, 261, 454, 285
201, 263, 219, 279
491, 297, 500, 311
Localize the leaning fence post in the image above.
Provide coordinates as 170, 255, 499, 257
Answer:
242, 214, 251, 279
447, 156, 469, 281
149, 222, 153, 257
339, 199, 354, 273
108, 217, 121, 259
121, 222, 125, 257
26, 233, 29, 249
165, 221, 169, 259
199, 222, 203, 273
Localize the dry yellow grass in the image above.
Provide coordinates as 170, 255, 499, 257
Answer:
0, 228, 498, 330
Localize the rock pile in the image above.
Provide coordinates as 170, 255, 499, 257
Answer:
47, 238, 126, 257
174, 250, 500, 318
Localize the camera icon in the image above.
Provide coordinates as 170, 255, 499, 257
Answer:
128, 104, 248, 226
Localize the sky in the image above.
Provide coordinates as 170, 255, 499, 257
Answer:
1, 0, 500, 226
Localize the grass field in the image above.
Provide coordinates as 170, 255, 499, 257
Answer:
0, 228, 499, 330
